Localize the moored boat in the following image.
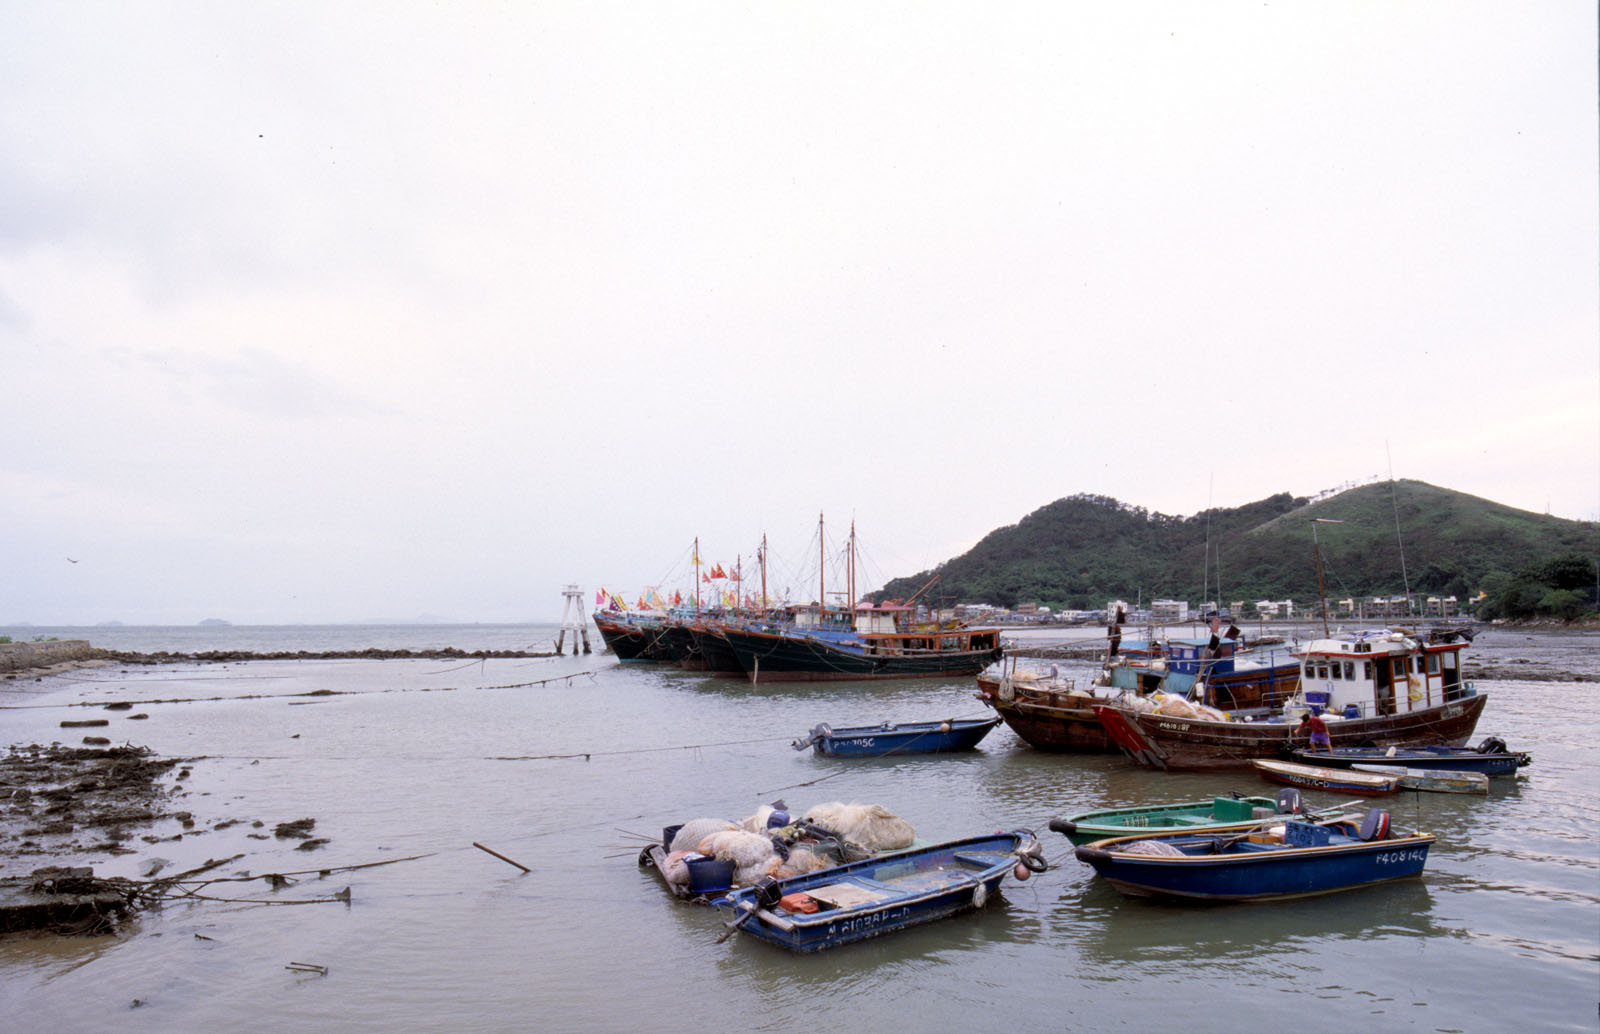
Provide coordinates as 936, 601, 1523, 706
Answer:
1253, 758, 1402, 796
1093, 627, 1486, 771
1287, 738, 1530, 776
719, 613, 1003, 683
1073, 809, 1432, 901
712, 830, 1046, 952
1350, 764, 1488, 795
791, 717, 1002, 757
592, 611, 671, 662
1046, 793, 1297, 846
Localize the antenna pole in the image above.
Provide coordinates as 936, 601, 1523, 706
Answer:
1386, 443, 1413, 615
1312, 519, 1344, 637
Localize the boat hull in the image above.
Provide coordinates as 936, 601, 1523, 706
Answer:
1253, 759, 1401, 796
804, 718, 1001, 757
687, 624, 746, 676
714, 832, 1036, 952
1350, 764, 1489, 795
1094, 692, 1489, 771
1048, 795, 1284, 846
1074, 822, 1434, 901
663, 624, 706, 670
720, 627, 1003, 683
974, 676, 1120, 753
592, 615, 657, 662
1288, 744, 1528, 777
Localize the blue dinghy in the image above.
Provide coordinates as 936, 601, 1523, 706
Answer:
713, 830, 1045, 951
791, 717, 1001, 757
1288, 736, 1530, 777
1074, 810, 1433, 901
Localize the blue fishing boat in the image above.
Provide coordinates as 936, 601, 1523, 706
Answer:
791, 718, 1002, 757
713, 830, 1046, 952
1288, 737, 1530, 776
1074, 810, 1433, 901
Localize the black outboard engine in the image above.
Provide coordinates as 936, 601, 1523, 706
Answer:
1477, 736, 1507, 755
1276, 787, 1303, 815
753, 875, 783, 909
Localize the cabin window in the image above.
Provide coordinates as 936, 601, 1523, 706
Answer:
1330, 663, 1342, 681
1343, 661, 1354, 679
1428, 655, 1440, 674
1392, 659, 1406, 678
1415, 656, 1426, 674
1363, 661, 1373, 680
1442, 652, 1456, 670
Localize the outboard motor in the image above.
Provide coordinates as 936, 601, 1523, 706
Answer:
1477, 736, 1507, 755
1359, 809, 1391, 841
1276, 787, 1303, 815
753, 875, 783, 909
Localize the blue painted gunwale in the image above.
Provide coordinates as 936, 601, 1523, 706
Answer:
1074, 819, 1434, 901
801, 718, 1002, 757
713, 831, 1037, 952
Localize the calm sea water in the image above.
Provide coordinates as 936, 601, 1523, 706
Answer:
1, 624, 1596, 1032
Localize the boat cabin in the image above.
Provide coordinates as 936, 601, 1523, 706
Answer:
1294, 629, 1471, 719
853, 602, 912, 635
1164, 637, 1242, 676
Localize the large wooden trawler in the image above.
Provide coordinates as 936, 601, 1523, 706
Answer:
1094, 626, 1484, 770
976, 616, 1300, 753
718, 603, 1004, 683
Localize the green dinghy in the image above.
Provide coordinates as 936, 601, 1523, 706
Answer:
1047, 794, 1293, 846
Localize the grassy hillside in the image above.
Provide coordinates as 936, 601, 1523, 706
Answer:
876, 481, 1597, 610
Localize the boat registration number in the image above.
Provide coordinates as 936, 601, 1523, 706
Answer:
827, 905, 912, 935
1374, 849, 1428, 864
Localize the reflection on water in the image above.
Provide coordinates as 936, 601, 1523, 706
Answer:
0, 625, 1595, 1033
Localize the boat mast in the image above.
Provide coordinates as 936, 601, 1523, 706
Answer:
818, 511, 825, 615
693, 536, 701, 612
760, 533, 768, 616
734, 555, 742, 615
1312, 519, 1343, 637
848, 520, 857, 612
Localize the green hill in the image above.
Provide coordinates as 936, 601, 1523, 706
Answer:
876, 481, 1597, 611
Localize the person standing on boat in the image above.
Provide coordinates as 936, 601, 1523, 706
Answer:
1299, 711, 1332, 753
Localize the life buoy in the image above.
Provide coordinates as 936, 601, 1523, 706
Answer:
1407, 675, 1423, 704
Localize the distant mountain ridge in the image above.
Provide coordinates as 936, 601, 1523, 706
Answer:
876, 481, 1597, 609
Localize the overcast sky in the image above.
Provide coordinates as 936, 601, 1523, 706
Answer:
3, 3, 1596, 626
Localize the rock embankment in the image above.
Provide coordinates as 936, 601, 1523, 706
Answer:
0, 641, 94, 674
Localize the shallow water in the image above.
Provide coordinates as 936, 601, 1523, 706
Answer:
1, 624, 1596, 1032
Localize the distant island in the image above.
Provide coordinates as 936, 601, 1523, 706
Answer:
198, 618, 232, 627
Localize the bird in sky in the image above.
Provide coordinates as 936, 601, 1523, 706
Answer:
67, 557, 78, 563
